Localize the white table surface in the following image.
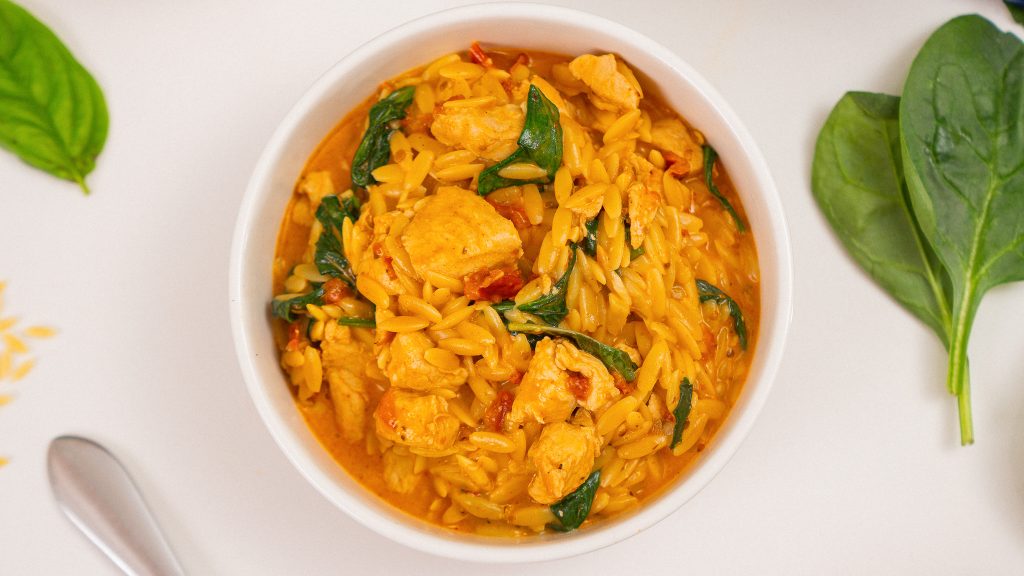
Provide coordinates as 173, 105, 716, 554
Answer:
3, 0, 1023, 574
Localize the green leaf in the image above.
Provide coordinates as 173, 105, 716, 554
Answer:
517, 244, 577, 325
350, 86, 415, 188
506, 322, 637, 381
811, 92, 953, 345
0, 0, 109, 194
582, 217, 599, 257
271, 286, 324, 322
337, 316, 375, 328
1006, 1, 1024, 25
622, 222, 646, 260
549, 470, 600, 532
314, 195, 360, 288
669, 378, 693, 450
702, 145, 745, 232
900, 14, 1024, 445
478, 85, 562, 195
696, 279, 748, 350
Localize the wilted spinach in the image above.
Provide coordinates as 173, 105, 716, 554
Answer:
350, 86, 415, 188
478, 85, 562, 195
702, 145, 745, 232
582, 217, 599, 257
669, 378, 694, 450
314, 195, 361, 288
271, 286, 325, 322
506, 322, 637, 381
517, 244, 578, 325
549, 470, 600, 532
0, 0, 109, 194
696, 279, 748, 350
337, 317, 375, 328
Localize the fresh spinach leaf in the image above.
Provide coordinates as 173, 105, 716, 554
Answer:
337, 317, 375, 328
506, 322, 637, 381
271, 286, 324, 322
350, 86, 415, 188
478, 85, 562, 195
696, 279, 748, 350
582, 217, 599, 257
314, 195, 360, 288
0, 0, 109, 194
900, 14, 1024, 444
669, 378, 694, 450
549, 470, 600, 532
517, 244, 578, 325
1006, 1, 1024, 25
812, 92, 953, 345
702, 145, 745, 232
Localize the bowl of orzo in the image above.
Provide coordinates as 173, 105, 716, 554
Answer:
230, 1, 792, 562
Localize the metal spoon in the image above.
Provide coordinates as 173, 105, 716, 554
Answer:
47, 435, 186, 576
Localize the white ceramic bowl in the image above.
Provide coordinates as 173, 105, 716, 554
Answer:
230, 2, 792, 563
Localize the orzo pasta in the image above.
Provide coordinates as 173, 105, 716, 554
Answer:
271, 43, 759, 536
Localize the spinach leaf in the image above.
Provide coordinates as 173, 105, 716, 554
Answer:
812, 92, 953, 345
517, 244, 577, 325
337, 317, 375, 328
900, 14, 1024, 444
702, 145, 745, 232
271, 286, 324, 322
696, 279, 748, 350
1006, 1, 1024, 25
350, 86, 415, 188
506, 322, 637, 381
549, 470, 600, 532
622, 222, 646, 260
478, 85, 563, 195
669, 378, 694, 450
491, 300, 515, 316
0, 0, 108, 194
314, 195, 360, 288
582, 217, 599, 257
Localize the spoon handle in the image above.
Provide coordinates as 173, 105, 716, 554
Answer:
47, 436, 186, 576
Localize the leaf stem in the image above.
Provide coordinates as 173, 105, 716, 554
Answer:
74, 173, 90, 195
947, 293, 978, 445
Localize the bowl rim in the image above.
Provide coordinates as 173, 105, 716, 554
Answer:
230, 1, 793, 563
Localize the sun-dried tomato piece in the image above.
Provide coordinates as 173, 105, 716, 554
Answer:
464, 265, 524, 302
321, 278, 348, 304
566, 371, 591, 402
487, 198, 531, 229
484, 390, 515, 431
469, 41, 493, 67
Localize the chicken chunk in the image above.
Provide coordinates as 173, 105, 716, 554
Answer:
568, 54, 642, 111
527, 422, 601, 504
386, 332, 468, 391
430, 103, 524, 161
511, 338, 621, 424
650, 118, 702, 177
510, 338, 576, 424
553, 340, 620, 411
627, 181, 661, 250
400, 186, 523, 282
320, 325, 375, 443
374, 388, 461, 451
382, 448, 421, 494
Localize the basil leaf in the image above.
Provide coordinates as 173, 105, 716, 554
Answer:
478, 85, 563, 195
337, 317, 375, 328
350, 86, 415, 188
506, 322, 637, 381
812, 92, 953, 345
669, 378, 694, 450
517, 244, 577, 325
900, 14, 1024, 444
549, 470, 600, 532
271, 286, 324, 322
314, 195, 360, 288
0, 0, 109, 194
702, 145, 745, 232
582, 217, 599, 257
696, 279, 748, 350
